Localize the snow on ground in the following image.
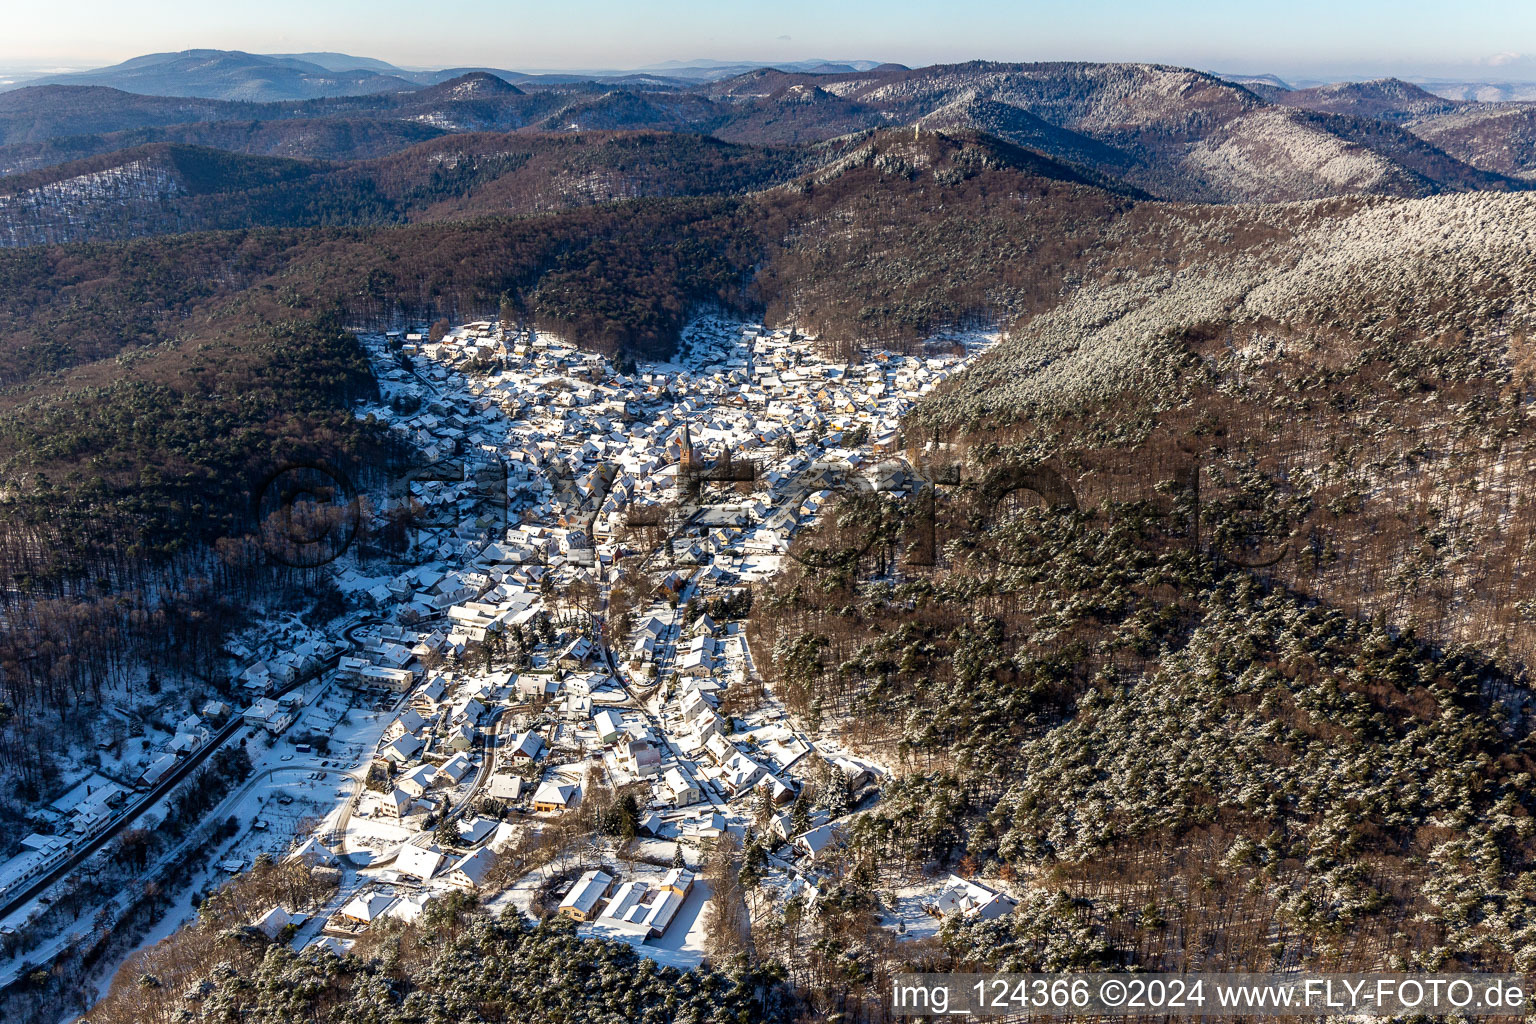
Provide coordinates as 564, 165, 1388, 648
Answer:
45, 315, 1003, 996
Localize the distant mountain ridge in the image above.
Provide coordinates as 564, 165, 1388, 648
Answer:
0, 49, 902, 101
1258, 78, 1465, 121
0, 58, 1530, 212
9, 49, 420, 102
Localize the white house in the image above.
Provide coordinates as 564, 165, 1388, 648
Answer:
338, 891, 395, 925
251, 906, 291, 940
390, 709, 426, 738
447, 848, 497, 889
618, 739, 662, 778
507, 731, 545, 761
593, 709, 624, 745
488, 773, 524, 802
439, 752, 473, 783
662, 766, 699, 806
532, 780, 578, 811
383, 734, 424, 764
794, 822, 845, 862
396, 843, 445, 881
397, 763, 439, 798
928, 875, 1016, 922
382, 788, 413, 819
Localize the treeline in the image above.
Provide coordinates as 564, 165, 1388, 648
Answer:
751, 128, 1139, 351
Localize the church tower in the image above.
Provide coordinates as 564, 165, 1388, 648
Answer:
679, 420, 697, 474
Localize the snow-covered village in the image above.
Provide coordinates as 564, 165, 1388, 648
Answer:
0, 315, 1018, 1000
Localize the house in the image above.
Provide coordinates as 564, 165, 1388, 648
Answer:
556, 636, 597, 668
446, 723, 476, 751
488, 773, 525, 802
383, 734, 424, 764
769, 811, 795, 843
397, 763, 439, 798
677, 648, 714, 678
243, 698, 293, 735
287, 836, 339, 868
517, 673, 560, 701
704, 733, 736, 765
168, 731, 203, 755
383, 892, 431, 924
507, 731, 545, 761
754, 772, 795, 805
306, 935, 354, 956
618, 739, 661, 778
252, 906, 292, 939
559, 869, 613, 922
447, 848, 497, 889
457, 816, 498, 845
452, 697, 487, 723
794, 822, 845, 862
927, 875, 1016, 922
396, 843, 445, 882
718, 752, 766, 796
359, 665, 416, 691
382, 788, 413, 819
391, 709, 426, 737
830, 756, 875, 790
592, 709, 624, 745
532, 781, 578, 812
595, 880, 686, 938
686, 811, 726, 840
338, 891, 395, 925
662, 766, 699, 806
439, 752, 473, 783
629, 633, 658, 666
660, 866, 695, 897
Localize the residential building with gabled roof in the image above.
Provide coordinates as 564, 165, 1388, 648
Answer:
396, 842, 445, 881
559, 869, 613, 922
532, 780, 577, 811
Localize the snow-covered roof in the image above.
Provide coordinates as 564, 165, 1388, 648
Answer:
396, 842, 445, 881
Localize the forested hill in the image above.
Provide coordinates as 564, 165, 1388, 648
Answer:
0, 133, 811, 247
2, 59, 1532, 214
744, 186, 1536, 986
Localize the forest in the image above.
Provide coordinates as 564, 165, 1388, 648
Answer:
737, 183, 1536, 1009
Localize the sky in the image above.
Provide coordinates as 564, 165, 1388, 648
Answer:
5, 0, 1536, 83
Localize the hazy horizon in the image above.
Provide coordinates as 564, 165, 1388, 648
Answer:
4, 0, 1536, 86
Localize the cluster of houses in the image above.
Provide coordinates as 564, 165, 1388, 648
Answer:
367, 676, 500, 822
362, 318, 968, 605
222, 317, 1010, 953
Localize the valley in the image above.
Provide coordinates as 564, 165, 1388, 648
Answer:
1, 37, 1536, 1024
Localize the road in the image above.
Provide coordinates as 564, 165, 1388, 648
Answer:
0, 655, 340, 925
329, 701, 525, 854
452, 705, 522, 823
0, 763, 350, 990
